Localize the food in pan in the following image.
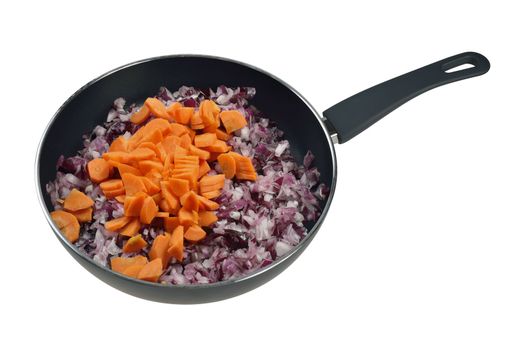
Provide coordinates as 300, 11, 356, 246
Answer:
47, 86, 329, 284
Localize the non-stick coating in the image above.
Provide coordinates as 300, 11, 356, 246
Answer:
37, 55, 336, 303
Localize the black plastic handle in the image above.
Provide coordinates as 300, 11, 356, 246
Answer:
323, 52, 490, 143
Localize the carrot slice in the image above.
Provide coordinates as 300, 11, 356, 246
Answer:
115, 162, 142, 176
155, 212, 170, 218
102, 187, 126, 199
199, 100, 218, 127
180, 191, 199, 212
198, 211, 218, 227
203, 140, 230, 153
166, 102, 182, 119
184, 225, 206, 242
63, 189, 94, 212
129, 147, 155, 161
198, 160, 211, 179
87, 158, 112, 183
111, 255, 148, 274
179, 134, 192, 149
199, 174, 225, 193
229, 152, 257, 181
115, 195, 126, 203
215, 128, 230, 141
160, 181, 178, 211
149, 234, 171, 268
173, 107, 194, 125
105, 216, 132, 232
217, 153, 236, 179
137, 142, 161, 159
219, 110, 247, 133
200, 190, 221, 199
189, 144, 210, 160
137, 258, 163, 282
122, 264, 144, 278
140, 176, 160, 195
143, 118, 172, 136
191, 110, 205, 130
165, 178, 187, 197
179, 207, 198, 226
140, 128, 163, 145
100, 179, 124, 192
50, 210, 80, 243
122, 173, 147, 196
169, 123, 188, 137
130, 104, 151, 124
138, 160, 163, 175
102, 151, 131, 164
119, 218, 141, 237
197, 195, 220, 210
164, 217, 180, 232
109, 136, 129, 152
140, 196, 158, 224
70, 207, 93, 223
145, 97, 170, 120
123, 235, 147, 253
167, 226, 184, 262
124, 193, 147, 217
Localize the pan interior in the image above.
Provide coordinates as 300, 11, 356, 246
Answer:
38, 56, 335, 232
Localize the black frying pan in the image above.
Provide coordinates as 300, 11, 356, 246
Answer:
36, 52, 490, 303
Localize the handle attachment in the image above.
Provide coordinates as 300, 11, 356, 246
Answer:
323, 52, 490, 144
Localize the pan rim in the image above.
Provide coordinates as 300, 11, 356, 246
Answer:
35, 53, 338, 291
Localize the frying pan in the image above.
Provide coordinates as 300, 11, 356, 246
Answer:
36, 52, 490, 303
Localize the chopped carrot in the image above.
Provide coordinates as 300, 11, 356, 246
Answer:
229, 152, 257, 181
167, 226, 184, 262
141, 176, 160, 195
140, 128, 163, 145
109, 136, 129, 152
219, 110, 247, 133
119, 218, 141, 237
217, 153, 236, 179
179, 133, 192, 149
197, 195, 220, 210
166, 102, 182, 119
102, 151, 131, 164
130, 104, 151, 124
199, 174, 225, 193
137, 258, 163, 282
151, 192, 162, 205
115, 162, 142, 176
149, 234, 171, 268
189, 144, 210, 160
200, 190, 221, 199
100, 179, 124, 192
155, 212, 170, 218
191, 110, 205, 129
198, 211, 218, 227
203, 139, 230, 153
63, 188, 94, 212
111, 255, 148, 274
140, 196, 158, 224
170, 123, 188, 137
122, 173, 147, 196
87, 158, 112, 183
198, 135, 220, 151
180, 191, 199, 212
198, 160, 211, 179
122, 265, 144, 278
160, 181, 178, 211
136, 142, 161, 159
174, 107, 194, 125
115, 195, 126, 203
164, 217, 179, 232
179, 207, 198, 226
102, 187, 126, 199
50, 210, 80, 243
143, 118, 172, 136
199, 100, 218, 126
184, 225, 206, 242
70, 207, 93, 223
129, 147, 156, 161
182, 125, 196, 140
215, 128, 231, 141
145, 97, 170, 120
168, 178, 189, 197
105, 216, 132, 232
124, 193, 147, 217
123, 235, 147, 253
138, 160, 163, 175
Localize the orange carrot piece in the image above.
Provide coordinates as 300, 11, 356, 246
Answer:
169, 123, 188, 137
109, 136, 129, 152
199, 100, 218, 126
164, 217, 180, 232
111, 255, 148, 274
102, 187, 126, 199
130, 104, 151, 124
189, 144, 210, 160
229, 152, 257, 181
180, 191, 199, 212
219, 110, 247, 133
191, 110, 205, 130
100, 179, 124, 192
115, 195, 126, 203
166, 102, 182, 119
160, 181, 179, 211
138, 160, 163, 174
178, 207, 198, 226
197, 195, 220, 210
123, 235, 147, 253
203, 140, 230, 153
184, 225, 206, 242
149, 234, 171, 268
114, 162, 142, 177
151, 193, 162, 205
70, 207, 93, 223
143, 118, 172, 136
140, 196, 158, 224
102, 151, 131, 164
215, 128, 231, 141
129, 147, 156, 161
140, 128, 163, 145
198, 160, 211, 179
136, 141, 161, 159
119, 218, 141, 237
155, 212, 170, 218
179, 133, 192, 149
168, 178, 190, 197
122, 264, 144, 278
122, 173, 147, 196
183, 125, 196, 140
105, 216, 132, 232
124, 193, 147, 217
174, 107, 194, 125
200, 190, 221, 199
167, 226, 184, 262
50, 210, 80, 243
199, 174, 225, 193
87, 158, 112, 183
63, 189, 94, 212
137, 258, 163, 282
195, 134, 218, 149
141, 176, 160, 195
145, 97, 170, 120
217, 153, 236, 179
198, 211, 218, 227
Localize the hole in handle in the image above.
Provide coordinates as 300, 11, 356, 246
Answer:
444, 63, 475, 73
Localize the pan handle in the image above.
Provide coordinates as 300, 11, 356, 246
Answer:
322, 52, 490, 144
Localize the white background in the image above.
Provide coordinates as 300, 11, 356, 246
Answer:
2, 1, 523, 349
